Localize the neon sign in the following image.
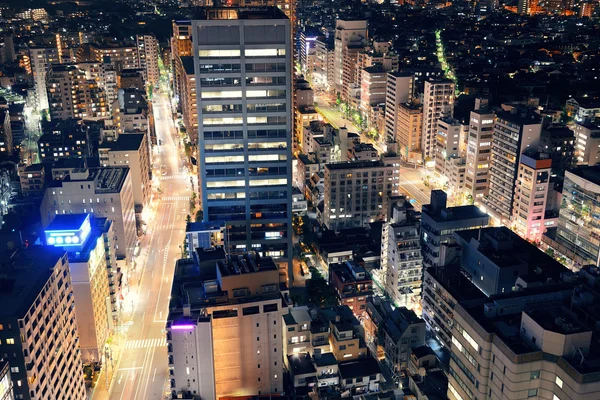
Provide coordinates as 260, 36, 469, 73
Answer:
45, 214, 92, 248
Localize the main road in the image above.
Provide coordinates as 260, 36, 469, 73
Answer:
106, 91, 191, 400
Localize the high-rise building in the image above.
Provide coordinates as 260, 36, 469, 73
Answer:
486, 109, 542, 224
333, 20, 367, 99
193, 8, 292, 279
313, 38, 335, 91
136, 34, 159, 87
434, 117, 463, 177
511, 151, 552, 243
382, 198, 423, 311
385, 72, 414, 142
322, 155, 401, 230
421, 190, 489, 270
359, 65, 387, 126
0, 361, 14, 400
574, 122, 600, 166
166, 252, 288, 399
421, 79, 455, 160
0, 246, 87, 400
44, 214, 111, 364
40, 167, 137, 263
465, 100, 495, 199
555, 166, 600, 266
29, 47, 60, 111
99, 133, 152, 211
177, 56, 198, 140
90, 43, 139, 72
46, 64, 109, 121
396, 102, 422, 161
171, 21, 193, 101
448, 285, 600, 400
0, 109, 12, 156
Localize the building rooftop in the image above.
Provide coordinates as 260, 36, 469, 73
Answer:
314, 352, 337, 367
338, 357, 381, 380
180, 56, 194, 75
0, 246, 67, 319
99, 133, 145, 152
423, 204, 488, 224
496, 109, 542, 126
198, 7, 288, 21
567, 165, 600, 187
325, 160, 383, 171
426, 265, 487, 302
287, 353, 317, 376
46, 213, 88, 232
216, 253, 277, 277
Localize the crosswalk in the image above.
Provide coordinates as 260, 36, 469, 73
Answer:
159, 174, 189, 181
161, 196, 190, 201
124, 338, 167, 350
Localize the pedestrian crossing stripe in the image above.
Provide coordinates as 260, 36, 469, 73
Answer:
124, 338, 168, 349
159, 175, 189, 181
161, 196, 190, 201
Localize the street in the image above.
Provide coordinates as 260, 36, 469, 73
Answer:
94, 91, 191, 400
314, 94, 432, 210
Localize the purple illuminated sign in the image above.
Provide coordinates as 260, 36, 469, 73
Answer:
171, 324, 195, 330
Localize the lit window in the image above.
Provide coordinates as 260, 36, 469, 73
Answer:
555, 376, 563, 388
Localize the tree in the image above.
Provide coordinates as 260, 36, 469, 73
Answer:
306, 267, 338, 307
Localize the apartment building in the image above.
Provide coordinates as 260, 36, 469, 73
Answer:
574, 122, 600, 166
40, 167, 137, 263
37, 119, 92, 163
90, 42, 139, 72
421, 190, 489, 270
44, 214, 110, 364
385, 72, 414, 142
322, 155, 401, 230
18, 163, 45, 196
174, 56, 198, 140
313, 38, 335, 91
333, 20, 367, 98
136, 34, 159, 86
486, 109, 542, 224
29, 47, 60, 111
465, 100, 495, 198
357, 41, 399, 77
0, 110, 12, 156
448, 286, 600, 400
0, 361, 13, 400
422, 265, 486, 349
396, 102, 422, 162
360, 65, 387, 126
511, 151, 552, 243
381, 307, 425, 372
382, 198, 423, 310
555, 166, 600, 266
328, 260, 374, 316
171, 21, 193, 101
166, 252, 288, 399
46, 64, 109, 121
111, 88, 150, 139
0, 247, 87, 400
193, 8, 293, 279
434, 117, 463, 177
99, 133, 151, 210
422, 78, 455, 159
540, 124, 575, 174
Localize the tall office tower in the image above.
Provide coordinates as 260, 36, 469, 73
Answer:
465, 99, 495, 199
382, 198, 423, 311
555, 166, 600, 266
167, 251, 288, 399
136, 34, 160, 87
333, 20, 367, 97
385, 72, 414, 142
0, 247, 87, 400
29, 47, 60, 111
421, 78, 455, 160
486, 109, 542, 224
511, 151, 552, 243
44, 214, 111, 364
193, 8, 293, 281
40, 167, 137, 263
46, 64, 109, 121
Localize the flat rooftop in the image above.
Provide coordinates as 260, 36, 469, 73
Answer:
217, 253, 277, 277
425, 265, 487, 302
422, 204, 488, 224
46, 213, 88, 232
199, 7, 288, 20
0, 246, 67, 319
325, 160, 384, 171
567, 165, 600, 187
100, 133, 145, 151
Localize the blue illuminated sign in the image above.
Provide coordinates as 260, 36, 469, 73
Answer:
45, 214, 92, 248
